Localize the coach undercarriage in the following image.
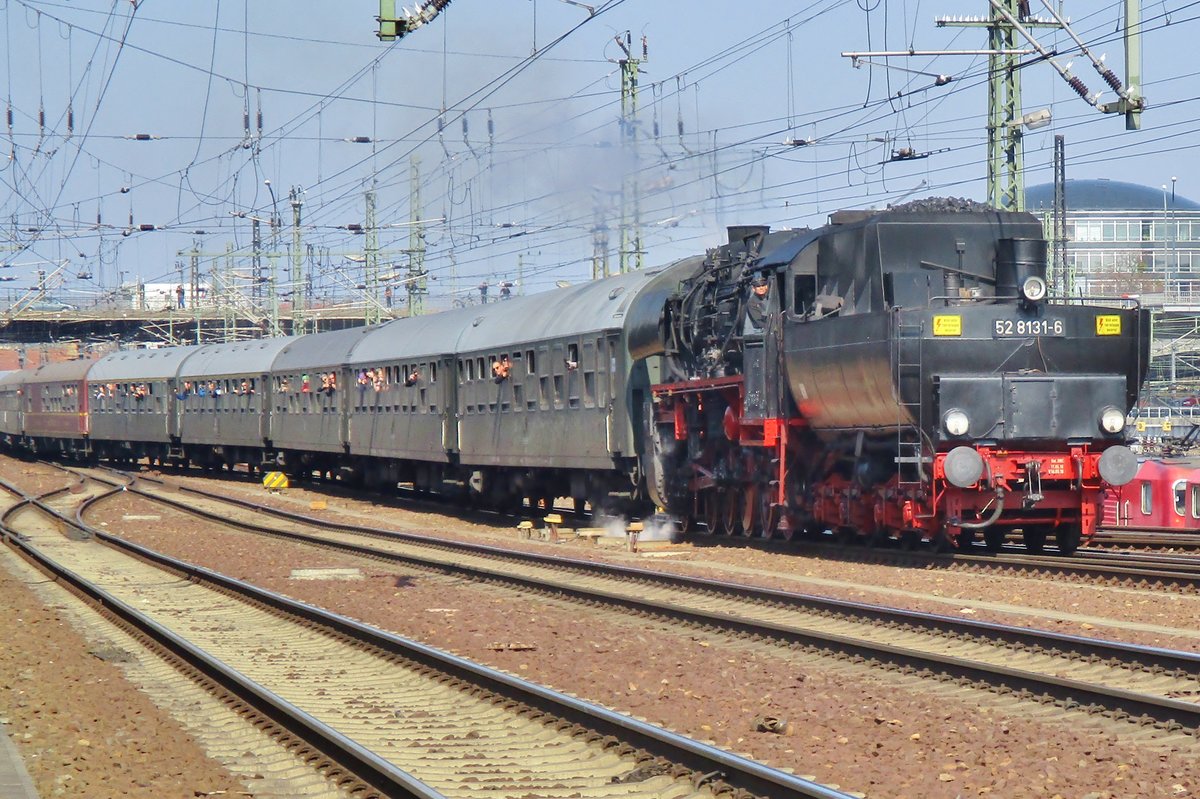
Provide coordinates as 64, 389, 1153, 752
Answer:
25, 433, 642, 521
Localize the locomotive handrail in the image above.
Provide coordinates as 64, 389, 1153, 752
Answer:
1048, 294, 1142, 308
919, 293, 1142, 308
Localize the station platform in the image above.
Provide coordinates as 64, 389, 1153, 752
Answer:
0, 722, 39, 799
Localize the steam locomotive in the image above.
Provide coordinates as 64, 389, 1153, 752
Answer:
640, 201, 1148, 553
0, 201, 1149, 554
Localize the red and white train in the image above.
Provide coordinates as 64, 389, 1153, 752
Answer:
1103, 458, 1200, 530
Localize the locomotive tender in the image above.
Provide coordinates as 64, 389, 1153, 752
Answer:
0, 202, 1149, 553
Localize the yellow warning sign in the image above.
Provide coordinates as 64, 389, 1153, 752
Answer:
1136, 420, 1146, 432
262, 471, 289, 491
932, 315, 962, 336
1163, 420, 1173, 433
1095, 315, 1122, 336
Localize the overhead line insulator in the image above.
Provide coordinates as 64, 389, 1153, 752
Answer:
1100, 68, 1123, 94
1067, 76, 1090, 101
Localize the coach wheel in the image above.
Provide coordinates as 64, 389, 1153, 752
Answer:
720, 491, 743, 536
740, 485, 759, 537
983, 527, 1008, 553
1022, 526, 1048, 555
1055, 524, 1081, 555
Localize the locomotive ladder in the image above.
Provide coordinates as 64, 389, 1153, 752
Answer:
893, 318, 926, 487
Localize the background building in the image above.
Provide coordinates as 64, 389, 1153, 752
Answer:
1027, 179, 1200, 439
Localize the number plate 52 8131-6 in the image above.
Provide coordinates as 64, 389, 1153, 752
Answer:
992, 318, 1065, 337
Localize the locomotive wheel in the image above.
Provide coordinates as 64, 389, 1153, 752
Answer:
740, 485, 759, 537
720, 491, 743, 536
932, 527, 956, 553
983, 527, 1007, 552
1055, 524, 1082, 555
703, 491, 722, 534
758, 489, 779, 539
1022, 526, 1048, 554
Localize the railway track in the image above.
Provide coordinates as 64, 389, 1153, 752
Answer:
763, 535, 1200, 592
1091, 527, 1200, 550
79, 465, 1200, 748
99, 458, 1200, 592
0, 471, 851, 799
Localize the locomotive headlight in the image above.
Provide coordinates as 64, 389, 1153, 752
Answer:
1099, 406, 1126, 434
1020, 275, 1047, 303
943, 409, 970, 437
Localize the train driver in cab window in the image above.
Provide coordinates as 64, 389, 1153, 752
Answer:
745, 273, 771, 332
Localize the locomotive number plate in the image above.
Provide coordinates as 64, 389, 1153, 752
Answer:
992, 318, 1065, 338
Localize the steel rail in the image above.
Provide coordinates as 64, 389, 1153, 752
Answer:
82, 468, 1200, 738
6, 471, 852, 799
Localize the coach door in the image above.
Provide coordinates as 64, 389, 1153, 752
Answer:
605, 333, 622, 456
440, 356, 458, 455
259, 372, 272, 445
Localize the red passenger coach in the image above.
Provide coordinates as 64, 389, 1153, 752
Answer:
1103, 459, 1200, 530
20, 360, 91, 443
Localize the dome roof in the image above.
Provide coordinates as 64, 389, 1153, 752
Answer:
1026, 179, 1200, 212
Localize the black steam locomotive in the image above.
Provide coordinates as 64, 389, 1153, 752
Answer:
639, 201, 1148, 552
0, 201, 1148, 553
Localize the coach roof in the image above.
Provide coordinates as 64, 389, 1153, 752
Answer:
273, 325, 376, 371
24, 358, 95, 383
179, 336, 297, 378
88, 346, 195, 382
452, 266, 671, 354
347, 312, 470, 365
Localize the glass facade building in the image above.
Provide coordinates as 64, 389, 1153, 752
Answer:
1027, 179, 1200, 433
1027, 179, 1200, 303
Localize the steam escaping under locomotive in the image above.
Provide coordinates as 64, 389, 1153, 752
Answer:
0, 201, 1149, 554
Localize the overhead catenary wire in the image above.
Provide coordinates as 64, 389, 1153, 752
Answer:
2, 0, 1197, 306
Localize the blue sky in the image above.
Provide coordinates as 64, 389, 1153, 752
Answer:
1, 0, 1197, 310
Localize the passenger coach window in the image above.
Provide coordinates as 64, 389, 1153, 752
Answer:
1192, 485, 1200, 520
1141, 482, 1153, 515
1174, 479, 1188, 517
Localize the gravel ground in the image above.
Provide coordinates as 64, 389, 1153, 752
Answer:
2, 459, 1198, 798
0, 527, 246, 797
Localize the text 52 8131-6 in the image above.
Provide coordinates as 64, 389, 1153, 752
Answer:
992, 318, 1064, 337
